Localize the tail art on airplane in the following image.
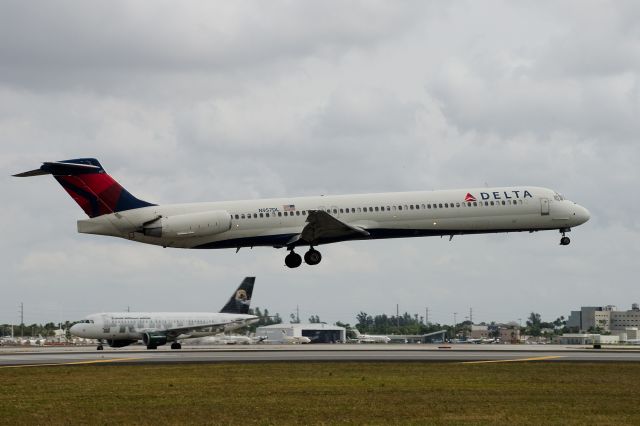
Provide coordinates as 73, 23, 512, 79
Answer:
13, 158, 154, 218
219, 277, 254, 314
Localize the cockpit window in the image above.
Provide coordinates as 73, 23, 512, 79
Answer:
554, 193, 564, 201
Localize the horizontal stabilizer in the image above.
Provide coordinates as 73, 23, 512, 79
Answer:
13, 160, 103, 177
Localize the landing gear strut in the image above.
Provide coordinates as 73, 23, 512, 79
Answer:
304, 248, 322, 266
171, 342, 182, 350
285, 250, 303, 268
560, 228, 571, 246
97, 340, 104, 351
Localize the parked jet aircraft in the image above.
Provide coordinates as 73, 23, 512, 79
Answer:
15, 158, 590, 268
350, 328, 391, 343
69, 277, 257, 350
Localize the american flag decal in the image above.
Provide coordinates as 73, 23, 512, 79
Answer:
283, 204, 296, 212
464, 193, 476, 202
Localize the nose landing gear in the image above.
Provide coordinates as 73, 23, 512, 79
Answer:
560, 228, 571, 246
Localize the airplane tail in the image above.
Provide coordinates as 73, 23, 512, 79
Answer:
13, 158, 155, 218
351, 327, 362, 337
219, 277, 255, 314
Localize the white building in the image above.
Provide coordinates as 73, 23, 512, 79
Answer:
566, 304, 640, 332
555, 334, 620, 345
256, 323, 345, 343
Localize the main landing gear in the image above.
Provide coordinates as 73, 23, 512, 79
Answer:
560, 228, 571, 246
171, 342, 182, 350
285, 247, 322, 268
97, 340, 104, 350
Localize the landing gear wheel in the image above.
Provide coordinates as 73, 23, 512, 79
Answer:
97, 345, 104, 350
285, 251, 303, 268
304, 248, 322, 265
560, 236, 571, 246
146, 345, 158, 350
171, 342, 182, 350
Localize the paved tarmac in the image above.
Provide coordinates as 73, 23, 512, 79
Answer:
2, 344, 640, 367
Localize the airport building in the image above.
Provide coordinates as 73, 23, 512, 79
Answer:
256, 323, 346, 343
469, 324, 521, 343
566, 304, 640, 333
554, 334, 620, 345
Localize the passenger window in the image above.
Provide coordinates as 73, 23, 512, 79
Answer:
409, 205, 414, 210
259, 213, 263, 218
445, 203, 448, 208
340, 208, 344, 213
490, 201, 494, 206
386, 206, 390, 211
351, 208, 356, 213
374, 207, 379, 212
484, 201, 489, 206
473, 202, 477, 206
456, 203, 460, 207
241, 214, 245, 219
501, 201, 506, 205
398, 206, 403, 211
427, 204, 431, 209
439, 203, 443, 208
266, 213, 270, 217
421, 204, 426, 209
234, 214, 239, 219
278, 212, 282, 217
296, 211, 301, 216
302, 211, 307, 215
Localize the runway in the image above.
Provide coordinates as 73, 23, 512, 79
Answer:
2, 344, 640, 367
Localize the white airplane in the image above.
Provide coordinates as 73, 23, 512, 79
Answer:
70, 277, 258, 350
270, 330, 311, 344
191, 334, 254, 345
15, 158, 590, 268
350, 328, 391, 343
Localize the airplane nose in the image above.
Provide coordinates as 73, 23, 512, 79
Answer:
574, 205, 590, 225
69, 324, 82, 336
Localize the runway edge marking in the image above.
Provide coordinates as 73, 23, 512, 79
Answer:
0, 357, 144, 369
461, 355, 565, 364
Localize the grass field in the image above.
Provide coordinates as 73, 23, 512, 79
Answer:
1, 362, 640, 425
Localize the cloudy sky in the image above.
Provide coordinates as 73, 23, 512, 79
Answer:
2, 1, 639, 327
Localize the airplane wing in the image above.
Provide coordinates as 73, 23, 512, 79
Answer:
160, 318, 257, 339
288, 210, 370, 246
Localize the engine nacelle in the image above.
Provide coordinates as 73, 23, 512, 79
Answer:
143, 210, 231, 239
142, 333, 168, 347
106, 339, 137, 348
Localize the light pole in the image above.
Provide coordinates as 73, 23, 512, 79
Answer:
453, 312, 457, 340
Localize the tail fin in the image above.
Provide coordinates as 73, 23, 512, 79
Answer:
13, 158, 155, 218
219, 277, 255, 314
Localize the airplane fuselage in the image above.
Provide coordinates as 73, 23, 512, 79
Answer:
77, 186, 590, 250
71, 312, 256, 342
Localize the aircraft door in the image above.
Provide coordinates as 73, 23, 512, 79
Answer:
540, 198, 550, 215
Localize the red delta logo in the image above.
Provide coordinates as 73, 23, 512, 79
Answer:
464, 193, 477, 202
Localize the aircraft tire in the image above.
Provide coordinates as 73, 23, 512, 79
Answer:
285, 251, 302, 268
97, 345, 103, 350
304, 249, 322, 265
560, 236, 570, 245
146, 345, 158, 350
171, 342, 182, 350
